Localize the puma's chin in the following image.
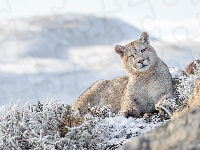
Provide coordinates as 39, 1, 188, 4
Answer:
138, 65, 149, 71
127, 65, 150, 73
136, 62, 150, 72
135, 59, 151, 72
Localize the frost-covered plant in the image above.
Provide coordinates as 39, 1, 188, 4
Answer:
63, 109, 165, 150
59, 104, 85, 137
63, 115, 106, 149
176, 61, 200, 106
0, 99, 67, 149
176, 75, 198, 102
0, 100, 166, 150
87, 105, 113, 118
157, 63, 200, 116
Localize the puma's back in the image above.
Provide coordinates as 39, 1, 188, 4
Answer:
73, 76, 128, 113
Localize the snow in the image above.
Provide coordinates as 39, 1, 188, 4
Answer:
95, 114, 165, 146
169, 67, 183, 78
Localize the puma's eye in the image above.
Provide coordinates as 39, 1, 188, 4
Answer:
141, 49, 146, 53
128, 55, 134, 58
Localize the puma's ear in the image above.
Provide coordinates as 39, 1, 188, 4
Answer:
115, 45, 125, 57
139, 32, 149, 44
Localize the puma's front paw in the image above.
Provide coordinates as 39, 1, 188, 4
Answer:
120, 108, 139, 118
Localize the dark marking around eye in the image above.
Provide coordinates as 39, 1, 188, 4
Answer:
141, 48, 146, 53
128, 55, 134, 58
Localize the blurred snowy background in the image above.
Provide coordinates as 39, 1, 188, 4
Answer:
0, 0, 200, 106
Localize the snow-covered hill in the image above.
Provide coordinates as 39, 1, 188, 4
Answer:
0, 14, 199, 106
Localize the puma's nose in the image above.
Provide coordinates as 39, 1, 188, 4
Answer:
138, 59, 145, 63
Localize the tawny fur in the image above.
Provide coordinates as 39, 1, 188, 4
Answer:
73, 32, 174, 116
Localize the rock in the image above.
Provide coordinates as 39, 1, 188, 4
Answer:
188, 78, 200, 107
184, 59, 200, 76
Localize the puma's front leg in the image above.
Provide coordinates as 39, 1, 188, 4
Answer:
120, 96, 139, 117
155, 94, 174, 118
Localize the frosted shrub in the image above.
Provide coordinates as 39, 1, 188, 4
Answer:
0, 100, 166, 150
0, 101, 115, 149
176, 61, 200, 105
177, 75, 198, 102
87, 104, 113, 118
0, 100, 66, 149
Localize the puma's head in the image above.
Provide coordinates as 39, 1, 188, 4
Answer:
115, 32, 158, 74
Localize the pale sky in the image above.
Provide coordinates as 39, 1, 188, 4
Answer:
1, 0, 200, 42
